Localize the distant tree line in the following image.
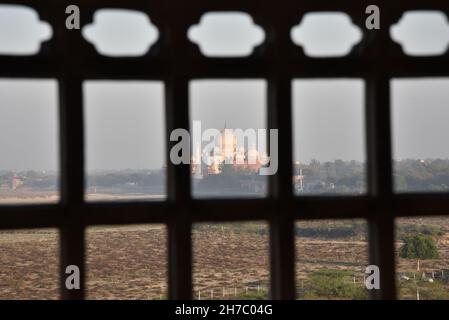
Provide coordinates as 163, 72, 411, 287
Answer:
295, 222, 366, 240
0, 171, 58, 190
5, 158, 449, 194
394, 159, 449, 192
295, 159, 366, 194
295, 158, 449, 194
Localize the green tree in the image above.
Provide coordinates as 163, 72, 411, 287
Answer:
400, 234, 439, 259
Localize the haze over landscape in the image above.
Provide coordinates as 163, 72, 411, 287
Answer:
1, 10, 449, 171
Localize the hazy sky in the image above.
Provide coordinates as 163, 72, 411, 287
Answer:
293, 79, 365, 162
0, 79, 58, 171
1, 7, 449, 171
84, 81, 165, 171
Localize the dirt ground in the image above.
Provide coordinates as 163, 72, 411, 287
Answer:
192, 224, 270, 298
0, 224, 270, 300
0, 216, 449, 299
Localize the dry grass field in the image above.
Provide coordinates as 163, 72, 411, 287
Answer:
0, 223, 270, 300
192, 223, 270, 299
0, 229, 59, 300
0, 200, 449, 299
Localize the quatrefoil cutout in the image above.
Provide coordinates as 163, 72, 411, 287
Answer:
83, 9, 159, 57
188, 12, 265, 57
291, 12, 363, 57
0, 5, 52, 55
391, 11, 449, 56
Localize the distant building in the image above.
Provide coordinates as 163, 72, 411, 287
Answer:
293, 161, 305, 192
192, 142, 204, 179
11, 173, 24, 191
193, 125, 263, 176
0, 172, 24, 191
